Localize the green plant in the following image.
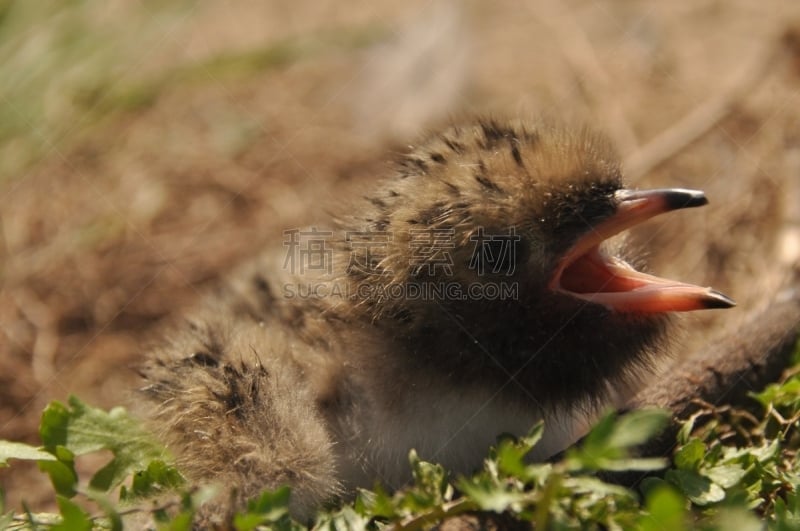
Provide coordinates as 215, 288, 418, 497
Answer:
3, 343, 800, 531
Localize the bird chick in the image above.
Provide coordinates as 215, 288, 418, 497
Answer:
139, 118, 734, 522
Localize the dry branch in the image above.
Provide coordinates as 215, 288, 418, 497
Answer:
627, 277, 800, 461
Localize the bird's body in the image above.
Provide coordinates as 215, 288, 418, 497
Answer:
139, 118, 733, 520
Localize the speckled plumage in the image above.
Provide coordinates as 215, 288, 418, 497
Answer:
139, 118, 725, 522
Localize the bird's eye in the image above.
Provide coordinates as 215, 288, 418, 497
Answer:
551, 189, 617, 238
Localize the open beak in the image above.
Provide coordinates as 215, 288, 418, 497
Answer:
549, 188, 736, 314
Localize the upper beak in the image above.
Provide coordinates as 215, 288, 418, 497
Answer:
549, 188, 736, 314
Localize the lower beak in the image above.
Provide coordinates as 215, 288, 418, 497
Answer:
549, 188, 736, 314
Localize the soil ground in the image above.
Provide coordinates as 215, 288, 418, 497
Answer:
1, 0, 799, 511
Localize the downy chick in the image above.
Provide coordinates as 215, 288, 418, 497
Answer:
139, 118, 734, 521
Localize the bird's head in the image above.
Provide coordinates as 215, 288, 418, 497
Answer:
336, 118, 734, 406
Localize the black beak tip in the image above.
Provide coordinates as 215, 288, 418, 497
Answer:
665, 189, 708, 210
704, 289, 736, 309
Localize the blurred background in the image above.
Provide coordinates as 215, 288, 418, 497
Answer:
1, 0, 799, 509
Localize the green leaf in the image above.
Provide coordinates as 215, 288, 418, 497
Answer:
51, 496, 92, 531
665, 469, 725, 506
233, 487, 296, 530
516, 422, 545, 453
594, 457, 668, 472
703, 464, 748, 489
314, 505, 369, 531
457, 475, 526, 513
0, 440, 57, 466
674, 439, 706, 471
233, 513, 268, 531
355, 485, 397, 519
496, 439, 529, 478
38, 446, 78, 498
163, 511, 193, 531
563, 476, 635, 499
120, 459, 184, 501
607, 409, 669, 449
750, 379, 800, 409
676, 412, 700, 446
495, 423, 546, 481
774, 489, 800, 529
406, 449, 449, 508
638, 483, 686, 531
567, 409, 669, 472
39, 396, 168, 492
750, 439, 780, 463
581, 411, 617, 451
247, 486, 291, 520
